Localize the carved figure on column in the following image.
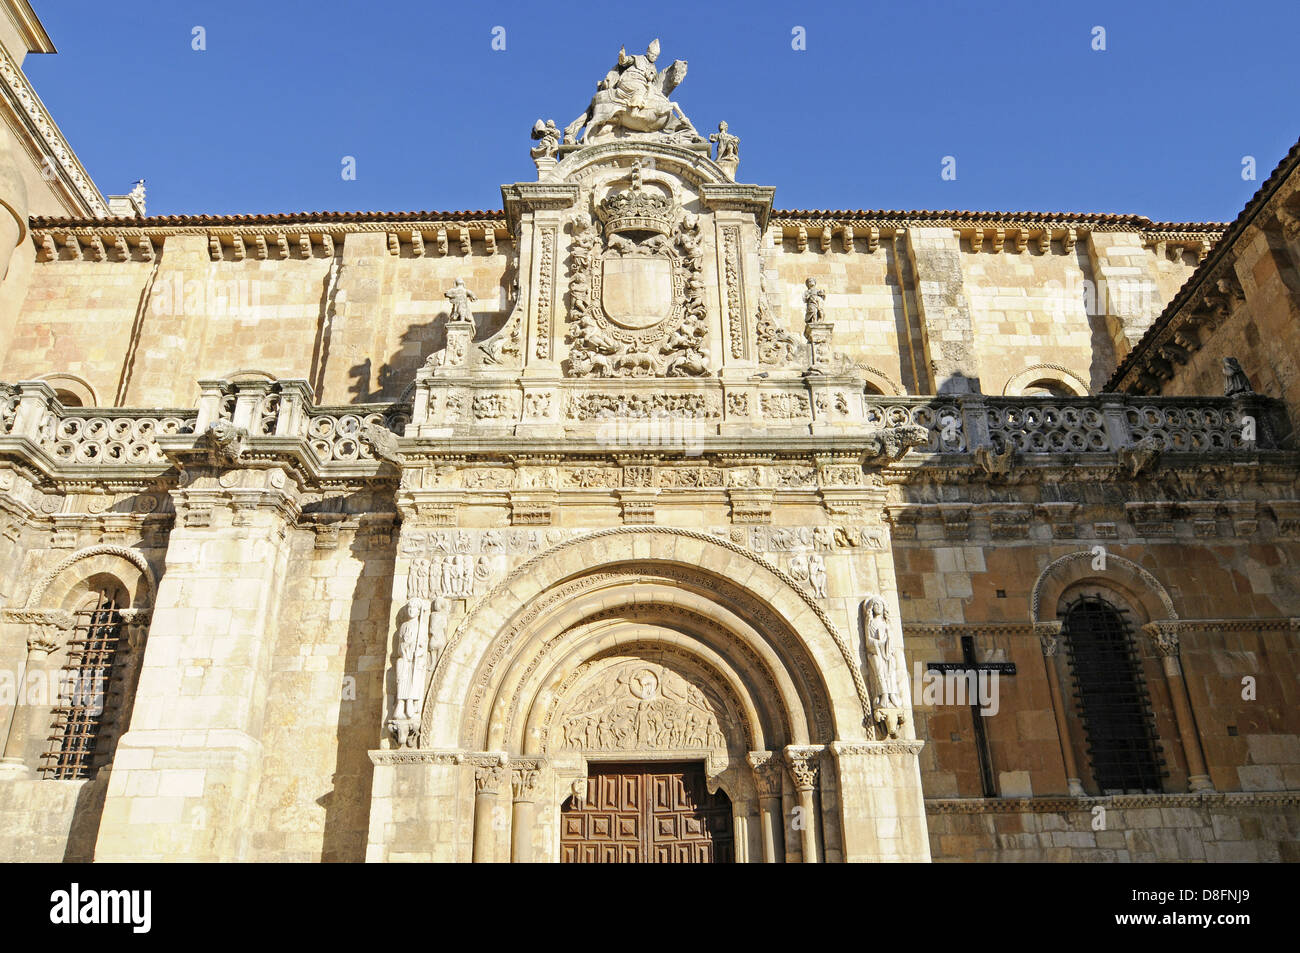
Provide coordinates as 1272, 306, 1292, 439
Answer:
802, 277, 826, 324
530, 119, 561, 159
862, 595, 906, 737
710, 121, 739, 163
445, 277, 477, 325
390, 598, 429, 746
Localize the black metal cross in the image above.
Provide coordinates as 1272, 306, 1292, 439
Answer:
926, 635, 1016, 798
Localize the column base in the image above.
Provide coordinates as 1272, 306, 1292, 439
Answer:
0, 758, 30, 779
1067, 778, 1087, 797
1188, 774, 1216, 793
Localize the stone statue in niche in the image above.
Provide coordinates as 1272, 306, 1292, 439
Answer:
862, 595, 906, 738
1223, 356, 1254, 397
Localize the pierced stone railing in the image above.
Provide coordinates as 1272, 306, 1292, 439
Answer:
0, 377, 1286, 476
44, 411, 197, 464
867, 393, 1285, 456
864, 399, 967, 453
307, 405, 411, 463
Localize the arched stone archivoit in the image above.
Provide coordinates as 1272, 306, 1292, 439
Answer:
1029, 549, 1176, 625
421, 528, 870, 753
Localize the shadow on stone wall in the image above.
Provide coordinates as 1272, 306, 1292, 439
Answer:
316, 515, 396, 861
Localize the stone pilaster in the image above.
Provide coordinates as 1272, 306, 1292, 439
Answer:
1087, 230, 1163, 363
93, 461, 302, 861
905, 227, 980, 394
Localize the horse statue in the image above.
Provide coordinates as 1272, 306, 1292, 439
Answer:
564, 39, 704, 145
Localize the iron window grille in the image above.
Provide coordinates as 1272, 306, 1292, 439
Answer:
1062, 595, 1166, 794
42, 589, 127, 780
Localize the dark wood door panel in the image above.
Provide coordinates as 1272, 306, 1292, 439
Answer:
560, 761, 733, 863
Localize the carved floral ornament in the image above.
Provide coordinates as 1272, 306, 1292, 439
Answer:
2, 608, 74, 653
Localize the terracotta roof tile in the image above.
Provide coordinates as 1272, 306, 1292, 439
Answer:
29, 208, 1228, 230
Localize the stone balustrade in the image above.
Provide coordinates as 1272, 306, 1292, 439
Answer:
0, 378, 1287, 478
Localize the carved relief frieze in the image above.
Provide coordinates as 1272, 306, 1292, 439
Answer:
553, 659, 728, 753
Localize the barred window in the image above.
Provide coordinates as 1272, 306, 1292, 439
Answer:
43, 587, 128, 779
1062, 595, 1165, 793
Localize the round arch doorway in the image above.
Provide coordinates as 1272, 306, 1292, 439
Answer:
560, 760, 734, 863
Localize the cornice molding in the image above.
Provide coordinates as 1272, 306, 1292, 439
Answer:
0, 44, 106, 217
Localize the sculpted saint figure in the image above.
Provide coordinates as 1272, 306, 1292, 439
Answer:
445, 278, 477, 324
803, 277, 827, 324
394, 598, 430, 721
862, 595, 902, 709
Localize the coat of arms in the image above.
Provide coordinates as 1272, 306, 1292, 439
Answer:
566, 162, 709, 378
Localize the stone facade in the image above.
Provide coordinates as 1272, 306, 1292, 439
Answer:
0, 22, 1297, 863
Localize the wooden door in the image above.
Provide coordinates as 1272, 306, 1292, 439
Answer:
561, 762, 733, 863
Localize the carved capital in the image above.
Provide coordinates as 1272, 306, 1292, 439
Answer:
511, 760, 543, 801
2, 608, 75, 654
1142, 621, 1181, 657
783, 745, 823, 792
747, 750, 784, 798
117, 608, 151, 650
470, 753, 507, 794
1034, 621, 1063, 657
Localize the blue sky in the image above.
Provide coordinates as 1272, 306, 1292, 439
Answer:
24, 0, 1300, 222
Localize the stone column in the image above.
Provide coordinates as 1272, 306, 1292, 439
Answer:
784, 746, 821, 863
471, 755, 506, 863
1143, 623, 1215, 792
747, 751, 785, 863
93, 460, 302, 861
1036, 622, 1087, 796
510, 760, 541, 863
0, 610, 70, 776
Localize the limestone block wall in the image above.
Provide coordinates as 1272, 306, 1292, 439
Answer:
2, 230, 514, 407
960, 239, 1103, 394
895, 528, 1300, 801
1, 217, 1218, 411
1160, 228, 1300, 437
0, 776, 106, 862
926, 794, 1300, 862
1, 253, 155, 405
767, 231, 916, 393
246, 519, 394, 862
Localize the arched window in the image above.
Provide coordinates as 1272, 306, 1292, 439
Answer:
1061, 595, 1165, 793
43, 585, 129, 779
1020, 378, 1076, 398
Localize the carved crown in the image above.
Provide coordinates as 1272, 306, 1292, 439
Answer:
597, 162, 674, 237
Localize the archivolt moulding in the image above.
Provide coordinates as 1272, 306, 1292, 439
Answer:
1029, 550, 1176, 624
24, 544, 157, 611
1002, 363, 1090, 397
422, 526, 873, 748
